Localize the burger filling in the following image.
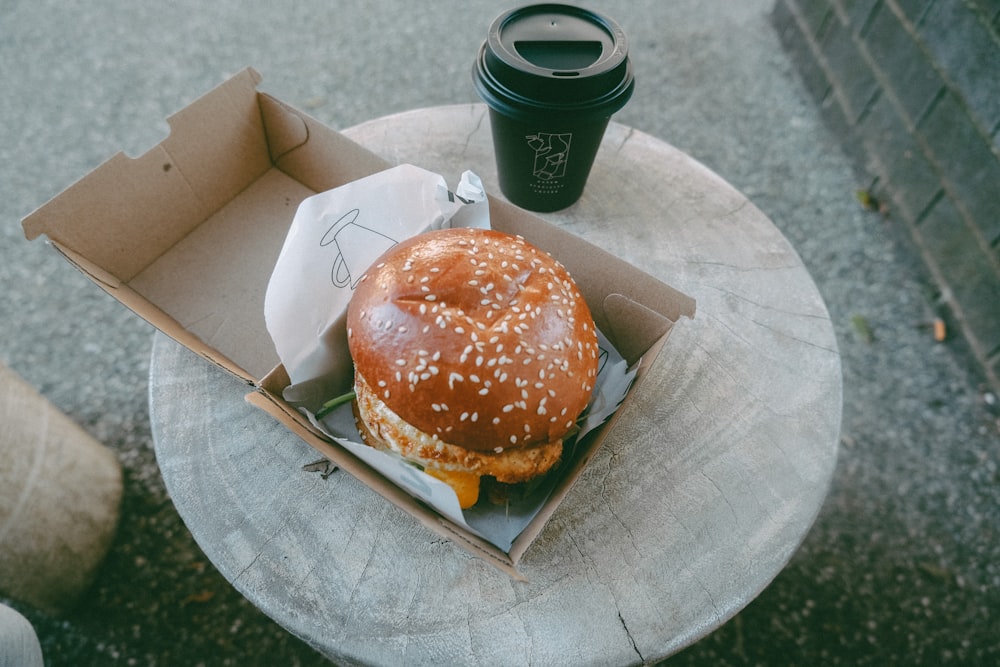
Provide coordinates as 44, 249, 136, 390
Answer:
353, 371, 564, 487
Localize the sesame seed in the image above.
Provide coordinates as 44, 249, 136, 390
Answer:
510, 435, 518, 444
502, 404, 514, 413
494, 446, 503, 453
424, 294, 437, 301
395, 359, 406, 366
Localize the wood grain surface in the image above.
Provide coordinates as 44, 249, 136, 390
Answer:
149, 104, 841, 666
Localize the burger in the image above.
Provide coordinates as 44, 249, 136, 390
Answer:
345, 227, 600, 508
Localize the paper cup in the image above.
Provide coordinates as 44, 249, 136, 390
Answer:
472, 3, 634, 211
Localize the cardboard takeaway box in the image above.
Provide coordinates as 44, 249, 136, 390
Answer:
22, 68, 695, 578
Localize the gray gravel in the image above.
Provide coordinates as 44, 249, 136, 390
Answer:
2, 0, 998, 664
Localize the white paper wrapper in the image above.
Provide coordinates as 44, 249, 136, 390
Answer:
264, 164, 637, 552
265, 164, 490, 393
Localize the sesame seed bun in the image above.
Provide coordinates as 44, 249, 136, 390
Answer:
346, 228, 599, 483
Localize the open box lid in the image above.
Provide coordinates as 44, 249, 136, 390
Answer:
22, 69, 385, 382
22, 68, 694, 387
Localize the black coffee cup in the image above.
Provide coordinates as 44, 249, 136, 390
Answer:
472, 3, 634, 212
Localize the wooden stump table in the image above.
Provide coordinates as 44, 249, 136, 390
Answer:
149, 104, 841, 665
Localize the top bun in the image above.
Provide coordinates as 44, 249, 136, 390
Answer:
346, 227, 599, 453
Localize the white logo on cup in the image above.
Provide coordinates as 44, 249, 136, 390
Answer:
319, 208, 398, 289
526, 132, 572, 180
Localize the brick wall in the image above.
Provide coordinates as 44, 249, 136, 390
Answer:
773, 0, 1000, 392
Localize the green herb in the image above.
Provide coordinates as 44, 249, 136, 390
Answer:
315, 391, 356, 420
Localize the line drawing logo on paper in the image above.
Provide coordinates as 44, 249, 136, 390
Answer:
526, 132, 572, 180
319, 208, 398, 289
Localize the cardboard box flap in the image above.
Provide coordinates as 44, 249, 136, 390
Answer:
258, 93, 391, 193
21, 68, 398, 382
602, 293, 681, 364
23, 68, 272, 283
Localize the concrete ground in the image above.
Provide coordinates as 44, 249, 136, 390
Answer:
2, 0, 998, 664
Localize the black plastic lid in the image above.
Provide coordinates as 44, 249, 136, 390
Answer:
473, 3, 634, 120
